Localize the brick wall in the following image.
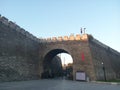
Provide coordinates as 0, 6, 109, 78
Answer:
89, 37, 120, 80
1, 15, 120, 82
0, 21, 40, 82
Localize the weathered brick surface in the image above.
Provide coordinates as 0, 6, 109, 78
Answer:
40, 35, 120, 81
89, 37, 120, 80
0, 16, 120, 82
40, 40, 96, 81
0, 22, 40, 82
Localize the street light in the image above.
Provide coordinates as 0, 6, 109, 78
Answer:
101, 62, 106, 81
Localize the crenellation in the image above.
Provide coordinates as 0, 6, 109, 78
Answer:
20, 28, 26, 35
33, 36, 37, 41
0, 15, 44, 43
9, 21, 16, 29
40, 39, 47, 43
43, 34, 89, 42
52, 37, 57, 41
45, 38, 51, 42
109, 47, 120, 56
58, 36, 63, 41
0, 16, 9, 26
24, 31, 29, 37
63, 36, 69, 41
15, 25, 21, 32
30, 34, 33, 40
47, 38, 51, 41
90, 37, 120, 56
31, 34, 35, 40
69, 35, 75, 40
75, 34, 81, 40
28, 33, 36, 41
92, 38, 108, 49
81, 34, 88, 41
37, 39, 40, 42
0, 15, 89, 43
28, 33, 33, 39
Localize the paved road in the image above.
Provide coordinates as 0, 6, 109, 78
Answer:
0, 79, 120, 90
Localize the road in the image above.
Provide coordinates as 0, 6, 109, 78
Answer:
0, 79, 120, 90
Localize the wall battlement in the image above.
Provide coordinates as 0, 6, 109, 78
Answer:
0, 15, 119, 56
43, 34, 89, 42
44, 34, 120, 55
0, 15, 43, 43
91, 37, 120, 56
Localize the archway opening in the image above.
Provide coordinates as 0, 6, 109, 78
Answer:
41, 49, 73, 80
57, 53, 73, 80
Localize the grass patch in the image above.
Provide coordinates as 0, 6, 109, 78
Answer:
98, 80, 120, 83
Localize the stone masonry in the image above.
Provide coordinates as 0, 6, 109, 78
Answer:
0, 15, 120, 82
0, 16, 41, 82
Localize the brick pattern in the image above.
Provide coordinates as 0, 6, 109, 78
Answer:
0, 22, 40, 82
0, 15, 120, 82
89, 38, 120, 80
40, 40, 96, 81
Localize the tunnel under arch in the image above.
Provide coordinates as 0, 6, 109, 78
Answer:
44, 49, 69, 63
41, 49, 73, 79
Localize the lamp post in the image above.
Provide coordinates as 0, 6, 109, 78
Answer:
101, 62, 106, 81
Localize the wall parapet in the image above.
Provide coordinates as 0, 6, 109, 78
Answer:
43, 34, 89, 42
91, 38, 120, 56
0, 15, 43, 43
1, 15, 119, 56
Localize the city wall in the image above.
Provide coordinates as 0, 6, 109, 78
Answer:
0, 15, 42, 82
44, 34, 88, 42
89, 36, 120, 80
0, 15, 120, 82
0, 15, 46, 43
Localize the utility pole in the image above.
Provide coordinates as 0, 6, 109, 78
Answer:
64, 57, 65, 68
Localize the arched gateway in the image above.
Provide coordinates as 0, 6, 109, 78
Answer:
1, 16, 120, 82
38, 34, 120, 81
39, 34, 96, 81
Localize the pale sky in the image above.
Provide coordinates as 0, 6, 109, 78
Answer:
57, 53, 73, 65
0, 0, 120, 52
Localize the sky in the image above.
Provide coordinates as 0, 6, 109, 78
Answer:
57, 53, 73, 65
0, 0, 120, 52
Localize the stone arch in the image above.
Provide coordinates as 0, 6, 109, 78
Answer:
41, 48, 73, 79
